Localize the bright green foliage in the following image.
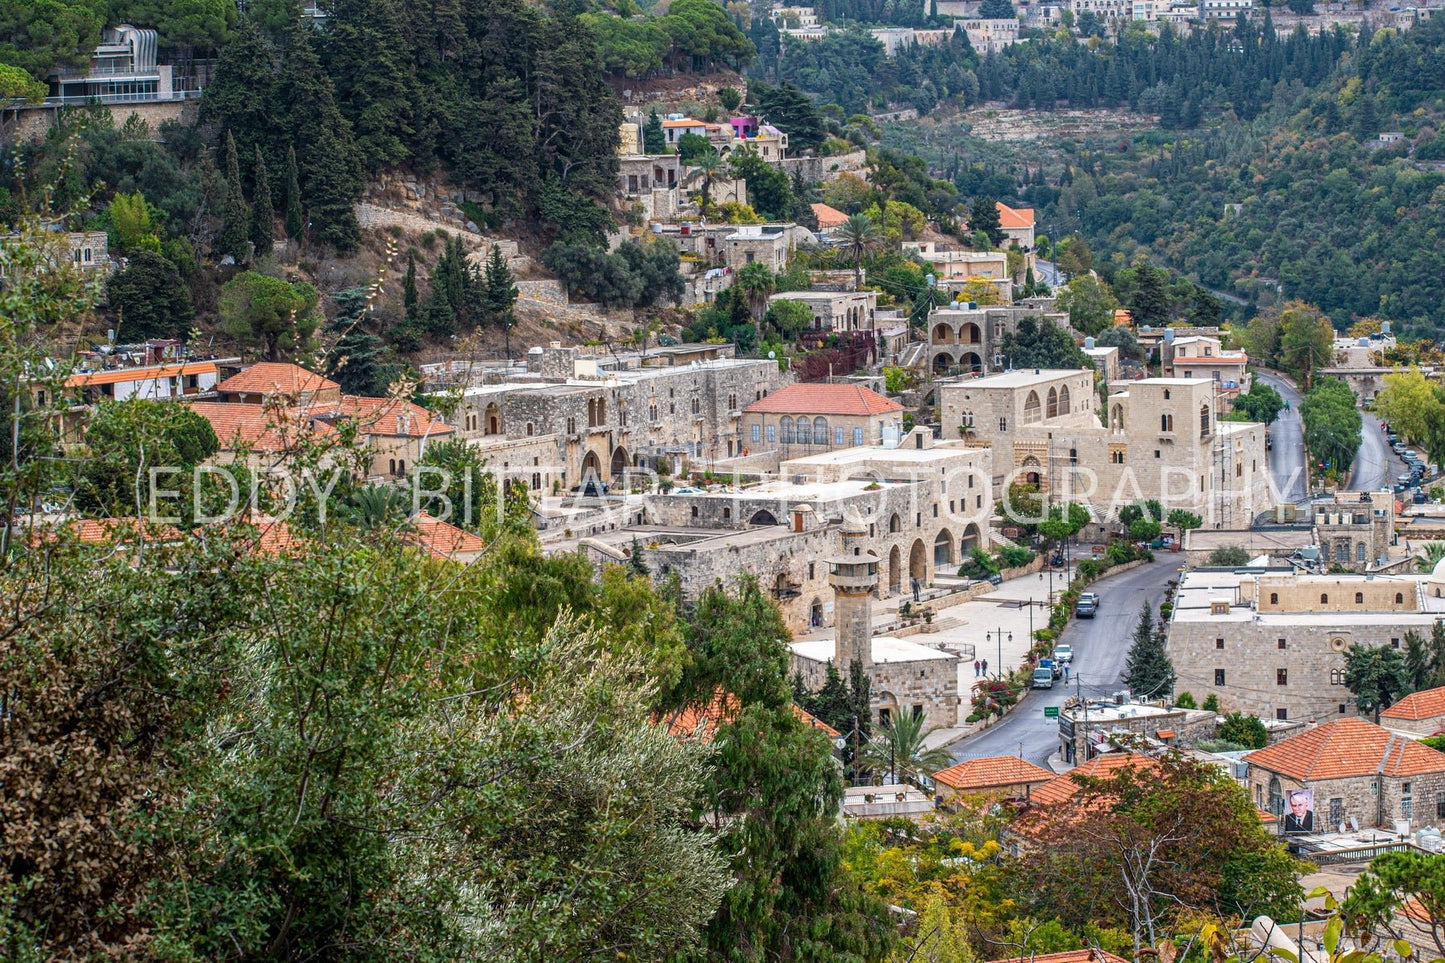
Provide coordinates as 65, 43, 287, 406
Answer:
1175, 691, 1197, 708
107, 0, 236, 47
106, 250, 193, 341
1057, 274, 1119, 336
677, 131, 713, 163
415, 438, 531, 536
1206, 546, 1252, 566
1202, 693, 1220, 712
543, 238, 684, 310
1229, 383, 1285, 425
106, 190, 162, 253
765, 298, 813, 338
249, 144, 274, 255
736, 261, 776, 321
218, 271, 321, 361
1167, 509, 1203, 540
1123, 601, 1174, 698
1219, 712, 1269, 749
863, 708, 954, 783
1375, 369, 1439, 445
837, 212, 882, 290
729, 148, 793, 220
1279, 302, 1336, 388
1344, 642, 1412, 722
0, 62, 48, 101
71, 399, 220, 521
216, 131, 250, 261
1300, 378, 1362, 478
1343, 850, 1445, 959
999, 316, 1090, 370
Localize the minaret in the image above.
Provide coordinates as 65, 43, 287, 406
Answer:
829, 555, 878, 671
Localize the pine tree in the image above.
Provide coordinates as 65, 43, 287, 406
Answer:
249, 145, 275, 256
217, 131, 250, 262
1123, 602, 1176, 698
1131, 264, 1171, 326
626, 537, 650, 577
483, 243, 519, 360
402, 250, 419, 324
322, 0, 419, 171
284, 146, 304, 241
643, 109, 666, 154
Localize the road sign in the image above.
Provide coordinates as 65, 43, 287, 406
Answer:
1043, 706, 1060, 718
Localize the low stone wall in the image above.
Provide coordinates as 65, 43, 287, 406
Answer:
7, 100, 195, 144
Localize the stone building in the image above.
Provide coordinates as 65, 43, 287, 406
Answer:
740, 382, 904, 457
588, 431, 994, 633
722, 224, 814, 272
925, 300, 1066, 377
1057, 696, 1219, 764
1381, 686, 1445, 737
1313, 490, 1398, 571
1163, 334, 1250, 394
788, 555, 960, 730
941, 370, 1273, 526
452, 344, 791, 489
1243, 718, 1445, 831
932, 756, 1054, 808
1167, 566, 1445, 723
767, 289, 878, 332
903, 242, 1011, 300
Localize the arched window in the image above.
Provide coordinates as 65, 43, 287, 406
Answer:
1355, 592, 1365, 604
1268, 775, 1283, 816
1024, 391, 1041, 423
1200, 404, 1211, 437
814, 417, 827, 444
780, 416, 795, 444
796, 417, 812, 445
1046, 386, 1059, 418
1270, 593, 1279, 604
1357, 543, 1368, 562
1112, 404, 1125, 430
1397, 593, 1405, 604
1164, 389, 1172, 400
1058, 385, 1071, 412
1161, 413, 1174, 432
889, 513, 901, 533
1321, 593, 1329, 604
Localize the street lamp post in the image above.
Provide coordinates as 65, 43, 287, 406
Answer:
986, 628, 1013, 679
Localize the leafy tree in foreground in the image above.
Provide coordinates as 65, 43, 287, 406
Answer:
219, 270, 322, 361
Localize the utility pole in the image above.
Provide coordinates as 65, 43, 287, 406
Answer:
852, 713, 859, 787
1076, 672, 1088, 762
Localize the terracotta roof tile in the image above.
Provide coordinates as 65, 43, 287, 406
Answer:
995, 201, 1035, 230
743, 382, 902, 417
656, 690, 841, 742
1244, 718, 1445, 781
397, 512, 487, 560
811, 203, 849, 229
991, 951, 1130, 963
65, 361, 216, 389
933, 755, 1054, 791
186, 401, 329, 452
216, 362, 338, 397
1028, 752, 1157, 806
793, 705, 842, 737
1382, 686, 1445, 723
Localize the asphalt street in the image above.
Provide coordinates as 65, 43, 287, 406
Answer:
1252, 371, 1307, 505
946, 557, 1175, 767
1351, 409, 1401, 493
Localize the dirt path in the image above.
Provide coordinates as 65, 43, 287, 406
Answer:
355, 203, 503, 252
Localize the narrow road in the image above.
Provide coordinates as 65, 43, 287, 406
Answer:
1253, 371, 1307, 504
946, 557, 1174, 767
1351, 410, 1399, 493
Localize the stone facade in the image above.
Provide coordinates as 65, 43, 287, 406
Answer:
1058, 698, 1219, 763
942, 371, 1273, 527
925, 300, 1066, 377
739, 382, 905, 458
768, 289, 878, 332
452, 346, 791, 488
1313, 491, 1396, 571
1167, 568, 1445, 723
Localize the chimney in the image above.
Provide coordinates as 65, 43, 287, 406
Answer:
829, 555, 878, 671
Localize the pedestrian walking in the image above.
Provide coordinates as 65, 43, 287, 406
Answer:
911, 577, 921, 602
981, 658, 989, 675
974, 659, 981, 677
1064, 663, 1070, 682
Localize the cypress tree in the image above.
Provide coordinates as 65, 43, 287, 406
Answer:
1123, 602, 1176, 698
643, 109, 666, 154
403, 250, 419, 324
250, 145, 275, 256
217, 131, 250, 262
284, 146, 304, 241
483, 243, 519, 360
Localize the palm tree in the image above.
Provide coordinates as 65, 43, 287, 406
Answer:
349, 483, 410, 529
687, 150, 726, 217
862, 709, 954, 785
1418, 542, 1445, 573
735, 261, 775, 322
837, 212, 882, 291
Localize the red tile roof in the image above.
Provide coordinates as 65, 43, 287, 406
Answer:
398, 512, 487, 560
994, 942, 1127, 960
744, 383, 902, 417
793, 705, 842, 738
216, 362, 338, 397
933, 755, 1054, 791
186, 401, 331, 452
995, 201, 1035, 230
65, 361, 216, 389
320, 395, 455, 438
657, 690, 841, 742
811, 203, 849, 229
991, 951, 1130, 963
1244, 718, 1445, 780
1028, 752, 1157, 806
1382, 686, 1445, 723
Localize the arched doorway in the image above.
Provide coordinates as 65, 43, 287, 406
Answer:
961, 522, 981, 554
749, 509, 778, 525
932, 322, 955, 344
909, 538, 927, 582
485, 402, 501, 435
933, 351, 954, 375
1021, 456, 1041, 488
933, 529, 954, 567
581, 450, 602, 483
961, 322, 982, 344
810, 598, 823, 628
888, 545, 902, 595
876, 690, 899, 727
889, 513, 901, 533
962, 351, 983, 373
610, 446, 628, 483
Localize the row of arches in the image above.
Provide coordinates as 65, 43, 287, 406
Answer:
1023, 385, 1072, 423
931, 321, 983, 346
780, 416, 831, 446
932, 350, 984, 375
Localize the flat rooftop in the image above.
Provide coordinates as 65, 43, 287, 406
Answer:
1172, 570, 1445, 621
783, 441, 981, 469
791, 636, 959, 665
943, 368, 1089, 389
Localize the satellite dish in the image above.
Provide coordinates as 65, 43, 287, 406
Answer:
832, 737, 848, 750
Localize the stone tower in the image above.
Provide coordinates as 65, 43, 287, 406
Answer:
829, 555, 877, 671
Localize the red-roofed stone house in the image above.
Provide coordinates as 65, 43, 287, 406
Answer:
1244, 717, 1445, 831
933, 755, 1054, 807
740, 382, 903, 454
996, 201, 1036, 252
1382, 686, 1445, 736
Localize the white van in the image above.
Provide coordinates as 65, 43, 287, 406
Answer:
1032, 667, 1055, 689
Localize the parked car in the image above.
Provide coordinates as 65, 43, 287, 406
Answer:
1039, 657, 1062, 679
1031, 667, 1056, 689
671, 486, 703, 494
1078, 592, 1100, 608
1053, 644, 1074, 663
1415, 489, 1428, 504
1399, 473, 1416, 487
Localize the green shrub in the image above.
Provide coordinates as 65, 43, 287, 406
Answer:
997, 545, 1035, 569
1202, 693, 1220, 712
1175, 691, 1197, 709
